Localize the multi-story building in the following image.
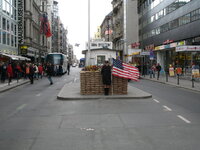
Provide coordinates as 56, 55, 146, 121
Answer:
138, 0, 200, 72
111, 0, 139, 62
0, 0, 18, 56
19, 0, 50, 62
100, 12, 113, 42
68, 44, 74, 64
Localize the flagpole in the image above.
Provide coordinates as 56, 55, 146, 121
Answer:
87, 0, 91, 66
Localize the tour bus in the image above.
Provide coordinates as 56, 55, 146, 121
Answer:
45, 53, 68, 75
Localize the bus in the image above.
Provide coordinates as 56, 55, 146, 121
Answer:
45, 53, 68, 75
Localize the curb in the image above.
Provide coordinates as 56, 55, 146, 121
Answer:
142, 78, 200, 92
57, 94, 152, 101
0, 80, 30, 93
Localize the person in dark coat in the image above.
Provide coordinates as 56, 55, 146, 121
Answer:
67, 63, 70, 75
29, 63, 35, 84
156, 63, 162, 80
1, 62, 7, 83
101, 61, 112, 95
46, 63, 54, 85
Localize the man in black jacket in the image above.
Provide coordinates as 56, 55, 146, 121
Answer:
46, 63, 54, 85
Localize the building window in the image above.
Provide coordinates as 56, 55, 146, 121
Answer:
3, 18, 6, 30
169, 19, 179, 29
11, 35, 14, 46
3, 31, 6, 44
0, 30, 1, 43
7, 33, 10, 45
97, 55, 105, 66
179, 13, 190, 26
191, 8, 200, 22
7, 20, 10, 31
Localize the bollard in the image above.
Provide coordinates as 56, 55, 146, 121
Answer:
177, 74, 179, 85
166, 71, 168, 82
17, 73, 19, 83
192, 75, 195, 88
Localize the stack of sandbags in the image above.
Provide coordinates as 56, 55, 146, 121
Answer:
112, 76, 128, 95
80, 71, 104, 95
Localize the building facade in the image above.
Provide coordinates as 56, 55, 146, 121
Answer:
100, 12, 113, 42
111, 0, 139, 62
0, 0, 18, 55
138, 0, 200, 72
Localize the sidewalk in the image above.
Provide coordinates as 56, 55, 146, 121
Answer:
0, 79, 30, 93
142, 74, 200, 92
57, 83, 152, 100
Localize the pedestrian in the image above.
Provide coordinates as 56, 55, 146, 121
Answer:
156, 63, 162, 80
67, 63, 70, 75
46, 63, 54, 85
29, 63, 35, 84
33, 64, 39, 79
38, 63, 44, 79
0, 62, 7, 83
7, 63, 13, 84
150, 64, 156, 78
101, 61, 112, 95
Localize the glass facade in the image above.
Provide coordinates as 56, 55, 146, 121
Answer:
0, 0, 18, 53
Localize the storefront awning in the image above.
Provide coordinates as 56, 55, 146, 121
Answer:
0, 53, 31, 61
176, 45, 200, 52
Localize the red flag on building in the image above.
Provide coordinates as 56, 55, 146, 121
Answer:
112, 58, 139, 81
40, 14, 52, 38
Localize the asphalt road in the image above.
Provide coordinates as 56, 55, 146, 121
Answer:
0, 67, 200, 150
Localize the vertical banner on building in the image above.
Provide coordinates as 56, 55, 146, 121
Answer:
18, 0, 24, 44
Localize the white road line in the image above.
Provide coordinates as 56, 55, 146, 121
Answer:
74, 78, 77, 82
36, 93, 41, 97
153, 99, 160, 103
17, 104, 27, 111
64, 79, 67, 81
163, 105, 172, 111
177, 115, 191, 124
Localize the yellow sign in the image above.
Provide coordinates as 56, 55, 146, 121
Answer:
21, 46, 28, 49
169, 67, 175, 76
192, 69, 200, 78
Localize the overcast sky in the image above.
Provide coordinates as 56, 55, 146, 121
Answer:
57, 0, 113, 59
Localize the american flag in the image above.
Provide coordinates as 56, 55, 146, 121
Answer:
112, 58, 139, 81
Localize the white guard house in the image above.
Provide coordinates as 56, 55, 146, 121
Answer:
82, 48, 119, 66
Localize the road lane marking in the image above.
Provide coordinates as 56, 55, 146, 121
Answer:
17, 104, 27, 111
153, 99, 160, 103
74, 78, 77, 82
163, 105, 172, 111
177, 115, 191, 124
36, 93, 41, 97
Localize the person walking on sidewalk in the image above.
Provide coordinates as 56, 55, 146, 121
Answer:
38, 64, 44, 79
46, 63, 54, 85
67, 63, 70, 75
29, 63, 35, 84
156, 63, 162, 80
7, 63, 13, 84
101, 61, 112, 95
0, 62, 7, 83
